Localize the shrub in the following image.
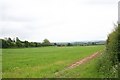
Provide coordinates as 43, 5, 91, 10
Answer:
97, 24, 119, 78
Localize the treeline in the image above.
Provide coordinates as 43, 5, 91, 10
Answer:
97, 24, 120, 78
0, 37, 52, 48
0, 37, 105, 48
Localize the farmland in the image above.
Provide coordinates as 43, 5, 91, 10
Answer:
2, 45, 104, 78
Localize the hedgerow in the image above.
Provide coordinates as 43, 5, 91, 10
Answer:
97, 24, 120, 78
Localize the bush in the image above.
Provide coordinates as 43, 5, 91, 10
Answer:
97, 24, 119, 78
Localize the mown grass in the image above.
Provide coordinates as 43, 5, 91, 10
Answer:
2, 45, 104, 78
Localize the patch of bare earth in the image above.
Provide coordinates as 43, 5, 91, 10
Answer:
55, 51, 101, 76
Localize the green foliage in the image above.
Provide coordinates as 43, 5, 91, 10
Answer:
97, 24, 119, 78
0, 39, 2, 48
117, 24, 120, 62
16, 37, 21, 42
24, 41, 29, 47
16, 41, 23, 48
1, 37, 51, 48
42, 39, 51, 46
67, 43, 72, 46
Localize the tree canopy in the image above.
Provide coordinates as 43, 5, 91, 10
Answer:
1, 37, 52, 48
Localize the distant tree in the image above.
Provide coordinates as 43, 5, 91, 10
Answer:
24, 41, 29, 47
42, 39, 51, 46
43, 39, 50, 44
16, 37, 22, 47
0, 39, 2, 48
8, 37, 13, 42
7, 37, 16, 48
92, 42, 96, 45
29, 42, 35, 47
34, 42, 38, 47
1, 37, 52, 48
13, 38, 15, 42
38, 43, 42, 47
1, 39, 9, 48
16, 41, 22, 47
67, 43, 72, 46
16, 37, 21, 42
54, 43, 57, 46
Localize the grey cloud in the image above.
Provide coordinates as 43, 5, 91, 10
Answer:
1, 25, 34, 40
1, 16, 37, 22
86, 0, 118, 5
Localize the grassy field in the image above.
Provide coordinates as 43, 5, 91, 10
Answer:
55, 53, 104, 78
2, 45, 104, 78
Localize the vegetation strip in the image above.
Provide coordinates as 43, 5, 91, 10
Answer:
55, 51, 101, 76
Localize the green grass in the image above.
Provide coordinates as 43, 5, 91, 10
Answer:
56, 53, 104, 78
2, 45, 104, 78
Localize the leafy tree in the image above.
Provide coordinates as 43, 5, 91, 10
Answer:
1, 37, 51, 48
8, 37, 13, 42
34, 42, 38, 47
29, 42, 36, 47
67, 43, 72, 46
42, 39, 51, 46
38, 43, 42, 47
7, 37, 16, 48
16, 41, 22, 47
16, 37, 22, 47
1, 39, 9, 48
16, 37, 21, 42
54, 43, 57, 46
92, 42, 96, 45
24, 41, 29, 47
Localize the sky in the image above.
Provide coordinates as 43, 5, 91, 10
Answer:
0, 0, 119, 42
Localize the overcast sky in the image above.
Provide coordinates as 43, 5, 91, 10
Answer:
0, 0, 118, 42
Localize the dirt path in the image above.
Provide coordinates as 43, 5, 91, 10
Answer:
55, 51, 101, 76
67, 52, 100, 69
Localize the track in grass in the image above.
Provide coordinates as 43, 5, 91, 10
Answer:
55, 51, 101, 77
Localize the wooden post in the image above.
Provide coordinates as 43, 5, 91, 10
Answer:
118, 1, 120, 24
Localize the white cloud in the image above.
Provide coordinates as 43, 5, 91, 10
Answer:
0, 0, 118, 42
